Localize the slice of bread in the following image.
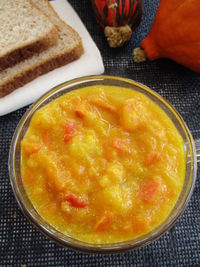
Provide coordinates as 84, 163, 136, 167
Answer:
0, 0, 84, 98
0, 0, 58, 71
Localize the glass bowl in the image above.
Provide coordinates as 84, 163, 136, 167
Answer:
9, 75, 199, 253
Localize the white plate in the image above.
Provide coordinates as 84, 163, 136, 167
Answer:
0, 0, 104, 116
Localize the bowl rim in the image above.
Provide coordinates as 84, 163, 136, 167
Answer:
9, 75, 197, 253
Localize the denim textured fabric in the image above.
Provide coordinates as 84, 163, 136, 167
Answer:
0, 0, 199, 266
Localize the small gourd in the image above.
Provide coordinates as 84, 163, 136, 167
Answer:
91, 0, 143, 48
133, 0, 200, 73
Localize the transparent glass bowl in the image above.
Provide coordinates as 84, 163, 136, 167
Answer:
9, 75, 199, 253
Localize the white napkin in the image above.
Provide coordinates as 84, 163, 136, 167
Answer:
0, 0, 104, 116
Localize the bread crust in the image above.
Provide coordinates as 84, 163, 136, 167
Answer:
0, 0, 84, 98
0, 27, 58, 71
31, 0, 83, 45
0, 42, 83, 97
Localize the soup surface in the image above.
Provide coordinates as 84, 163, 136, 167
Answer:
21, 85, 185, 243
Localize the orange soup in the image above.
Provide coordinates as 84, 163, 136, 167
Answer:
21, 86, 185, 243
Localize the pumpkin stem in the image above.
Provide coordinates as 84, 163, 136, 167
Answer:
104, 25, 132, 48
141, 36, 161, 60
132, 47, 146, 63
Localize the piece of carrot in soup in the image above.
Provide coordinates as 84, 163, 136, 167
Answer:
139, 181, 159, 203
64, 193, 88, 208
64, 123, 77, 143
112, 137, 131, 155
42, 131, 51, 148
21, 140, 40, 156
146, 151, 160, 166
94, 211, 113, 232
89, 97, 117, 113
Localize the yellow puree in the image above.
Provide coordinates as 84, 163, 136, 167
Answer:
21, 86, 185, 244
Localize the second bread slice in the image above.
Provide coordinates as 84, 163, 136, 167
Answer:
0, 0, 84, 98
0, 0, 58, 71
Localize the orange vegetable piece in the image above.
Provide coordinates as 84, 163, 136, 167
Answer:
75, 110, 85, 119
89, 97, 117, 113
113, 138, 131, 155
145, 151, 160, 166
95, 211, 112, 232
64, 123, 77, 143
140, 0, 200, 73
21, 141, 40, 156
43, 131, 51, 148
64, 193, 88, 208
75, 103, 90, 119
64, 135, 72, 143
139, 181, 159, 203
65, 123, 77, 134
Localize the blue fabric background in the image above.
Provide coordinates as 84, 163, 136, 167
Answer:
0, 0, 199, 266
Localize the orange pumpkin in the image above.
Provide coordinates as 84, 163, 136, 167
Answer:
134, 0, 200, 73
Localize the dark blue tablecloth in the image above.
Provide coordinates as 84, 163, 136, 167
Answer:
0, 0, 200, 266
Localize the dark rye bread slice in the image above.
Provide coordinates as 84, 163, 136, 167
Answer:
0, 0, 58, 71
0, 0, 84, 98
